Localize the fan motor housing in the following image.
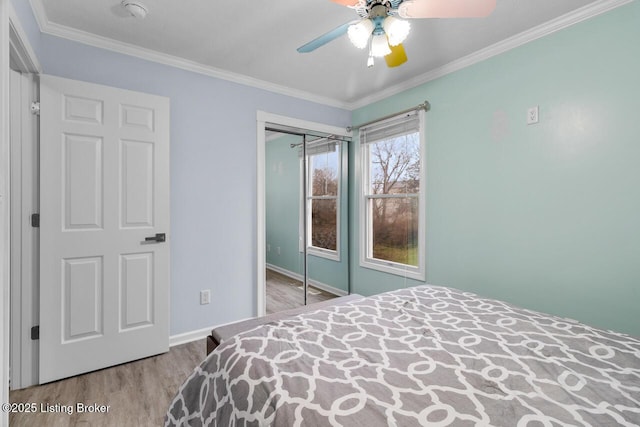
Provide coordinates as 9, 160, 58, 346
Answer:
369, 3, 390, 18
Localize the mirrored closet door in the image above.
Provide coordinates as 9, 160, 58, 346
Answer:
264, 124, 350, 314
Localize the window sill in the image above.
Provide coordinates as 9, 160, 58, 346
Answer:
360, 258, 425, 281
307, 247, 340, 262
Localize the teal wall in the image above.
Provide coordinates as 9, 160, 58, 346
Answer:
266, 135, 303, 274
266, 135, 350, 292
350, 2, 640, 337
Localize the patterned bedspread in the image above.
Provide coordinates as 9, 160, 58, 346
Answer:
165, 285, 640, 426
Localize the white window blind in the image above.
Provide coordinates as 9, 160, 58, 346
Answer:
360, 111, 420, 145
298, 139, 337, 157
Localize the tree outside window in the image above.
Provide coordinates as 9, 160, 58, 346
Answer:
305, 143, 340, 257
361, 110, 425, 279
369, 134, 420, 266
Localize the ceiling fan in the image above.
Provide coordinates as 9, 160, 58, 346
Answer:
297, 0, 496, 68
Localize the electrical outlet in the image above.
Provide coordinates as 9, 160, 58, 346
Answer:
527, 106, 539, 125
277, 246, 281, 255
200, 290, 211, 305
267, 244, 271, 252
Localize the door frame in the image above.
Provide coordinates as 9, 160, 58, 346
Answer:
256, 111, 350, 316
2, 0, 41, 401
9, 69, 38, 390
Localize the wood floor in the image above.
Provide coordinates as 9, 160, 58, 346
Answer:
266, 268, 337, 314
9, 341, 205, 427
8, 273, 338, 426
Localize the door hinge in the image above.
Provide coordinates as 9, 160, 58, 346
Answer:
31, 326, 39, 340
31, 213, 40, 227
30, 101, 40, 115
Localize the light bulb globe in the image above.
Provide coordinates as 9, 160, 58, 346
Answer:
371, 34, 392, 57
383, 16, 410, 46
348, 19, 374, 49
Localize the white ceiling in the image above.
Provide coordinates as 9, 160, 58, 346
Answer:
31, 0, 619, 108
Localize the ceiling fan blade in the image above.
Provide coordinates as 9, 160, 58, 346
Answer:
398, 0, 496, 19
297, 21, 356, 53
385, 43, 408, 67
329, 0, 360, 6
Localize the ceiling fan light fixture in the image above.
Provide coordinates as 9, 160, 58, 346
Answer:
122, 1, 148, 19
370, 33, 391, 57
383, 16, 410, 46
347, 19, 374, 49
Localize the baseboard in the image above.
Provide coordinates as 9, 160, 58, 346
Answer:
169, 315, 257, 347
308, 280, 348, 297
169, 326, 215, 347
169, 264, 352, 348
266, 264, 348, 297
266, 263, 304, 281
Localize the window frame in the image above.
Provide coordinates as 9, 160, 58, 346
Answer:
359, 110, 426, 280
298, 141, 342, 262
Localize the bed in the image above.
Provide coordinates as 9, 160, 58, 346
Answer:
165, 285, 640, 426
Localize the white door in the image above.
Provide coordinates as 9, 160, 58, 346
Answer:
39, 75, 170, 383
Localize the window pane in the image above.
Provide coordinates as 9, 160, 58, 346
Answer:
371, 197, 418, 266
369, 132, 420, 195
311, 199, 337, 250
310, 149, 338, 196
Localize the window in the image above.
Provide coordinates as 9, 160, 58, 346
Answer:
302, 140, 341, 260
360, 110, 425, 280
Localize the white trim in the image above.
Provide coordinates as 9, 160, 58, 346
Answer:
350, 0, 633, 109
29, 0, 632, 111
26, 0, 47, 32
309, 279, 348, 297
303, 146, 342, 262
307, 246, 340, 262
298, 157, 304, 254
1, 0, 12, 423
169, 313, 259, 347
168, 326, 214, 348
257, 117, 266, 317
28, 0, 349, 110
8, 3, 41, 73
266, 264, 348, 297
9, 71, 38, 390
257, 111, 351, 317
257, 112, 351, 137
4, 2, 40, 394
8, 69, 19, 390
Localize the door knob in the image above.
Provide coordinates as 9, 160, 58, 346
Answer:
144, 233, 166, 242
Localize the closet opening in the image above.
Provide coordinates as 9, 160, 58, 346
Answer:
256, 114, 351, 316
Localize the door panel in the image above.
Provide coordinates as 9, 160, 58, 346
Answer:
120, 252, 154, 329
63, 256, 103, 341
39, 74, 170, 383
121, 140, 154, 227
63, 134, 103, 230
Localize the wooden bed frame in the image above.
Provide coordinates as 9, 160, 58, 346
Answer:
206, 294, 362, 355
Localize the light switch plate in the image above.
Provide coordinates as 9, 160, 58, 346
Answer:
200, 290, 211, 305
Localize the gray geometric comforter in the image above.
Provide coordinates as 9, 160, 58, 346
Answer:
165, 285, 640, 426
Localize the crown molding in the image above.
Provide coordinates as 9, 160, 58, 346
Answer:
348, 0, 632, 110
29, 0, 631, 112
28, 0, 351, 110
9, 2, 42, 73
28, 0, 48, 32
